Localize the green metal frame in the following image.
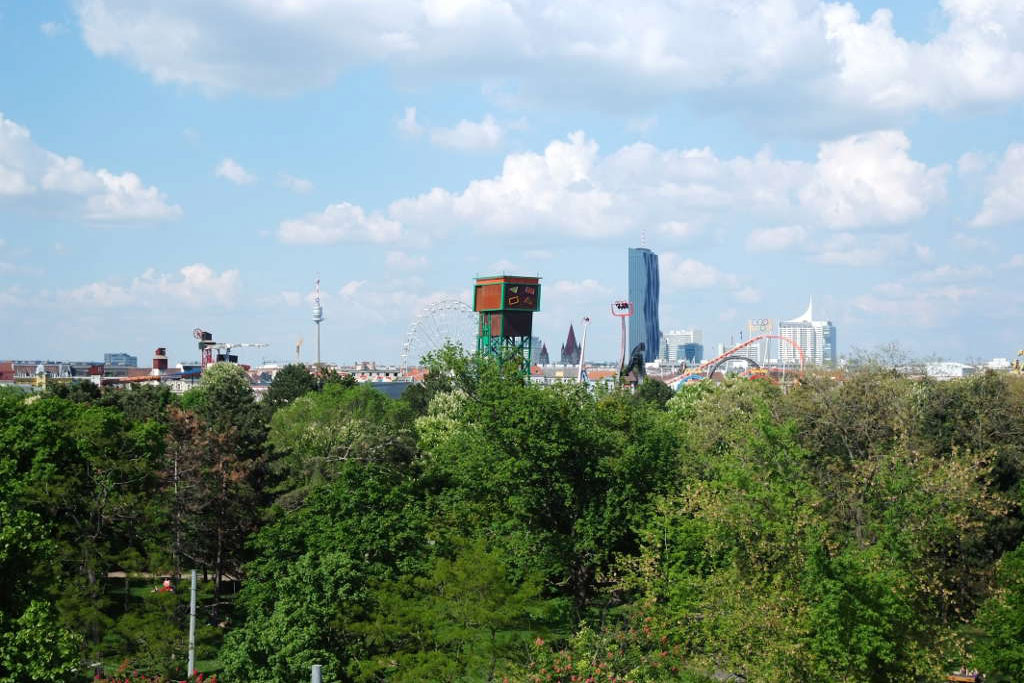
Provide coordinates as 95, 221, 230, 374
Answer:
474, 277, 540, 377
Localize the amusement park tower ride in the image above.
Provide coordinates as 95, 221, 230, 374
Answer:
473, 275, 541, 375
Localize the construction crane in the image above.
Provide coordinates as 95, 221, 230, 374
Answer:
192, 327, 268, 368
207, 342, 268, 365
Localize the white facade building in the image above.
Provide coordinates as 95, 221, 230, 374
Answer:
659, 329, 703, 364
778, 298, 837, 367
926, 362, 977, 381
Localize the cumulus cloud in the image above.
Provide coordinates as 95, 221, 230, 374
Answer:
389, 131, 621, 238
278, 172, 313, 194
429, 115, 504, 151
660, 253, 740, 290
957, 151, 989, 176
215, 158, 255, 185
67, 263, 240, 308
971, 143, 1024, 227
400, 108, 505, 150
798, 131, 947, 228
73, 0, 1024, 121
0, 113, 181, 221
278, 202, 403, 244
278, 129, 945, 251
397, 107, 423, 136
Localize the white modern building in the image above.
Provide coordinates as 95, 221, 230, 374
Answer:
659, 329, 703, 364
926, 362, 977, 381
779, 298, 837, 367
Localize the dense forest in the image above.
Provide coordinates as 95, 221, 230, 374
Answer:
2, 348, 1023, 682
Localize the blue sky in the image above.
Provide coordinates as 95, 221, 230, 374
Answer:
2, 0, 1023, 366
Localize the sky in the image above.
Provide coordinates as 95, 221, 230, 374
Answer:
2, 0, 1024, 367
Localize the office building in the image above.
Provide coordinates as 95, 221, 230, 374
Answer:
628, 247, 660, 363
659, 329, 703, 364
104, 352, 138, 367
778, 298, 837, 367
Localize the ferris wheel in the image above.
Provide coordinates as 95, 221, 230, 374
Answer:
400, 299, 478, 372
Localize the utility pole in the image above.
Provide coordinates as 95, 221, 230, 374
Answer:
187, 569, 197, 678
576, 316, 591, 383
311, 664, 323, 682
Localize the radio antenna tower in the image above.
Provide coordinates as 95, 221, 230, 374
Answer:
312, 277, 324, 368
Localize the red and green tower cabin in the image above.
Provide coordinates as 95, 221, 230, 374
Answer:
473, 275, 541, 375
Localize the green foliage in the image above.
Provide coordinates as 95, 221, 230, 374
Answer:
264, 363, 317, 409
974, 544, 1024, 679
0, 601, 81, 682
419, 365, 681, 619
633, 377, 675, 407
352, 538, 553, 682
508, 608, 714, 683
3, 351, 1024, 681
266, 382, 416, 510
220, 460, 431, 682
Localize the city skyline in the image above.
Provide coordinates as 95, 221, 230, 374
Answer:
3, 1, 1024, 365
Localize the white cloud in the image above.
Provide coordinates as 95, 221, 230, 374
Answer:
40, 22, 67, 37
67, 263, 240, 308
971, 143, 1024, 227
524, 249, 554, 260
278, 202, 403, 244
389, 131, 620, 238
429, 114, 504, 151
325, 278, 470, 336
913, 243, 933, 262
734, 286, 762, 303
657, 220, 702, 240
72, 0, 1024, 121
812, 232, 910, 267
952, 232, 993, 251
397, 107, 423, 136
912, 264, 990, 283
853, 280, 983, 327
957, 151, 989, 176
626, 116, 658, 134
487, 258, 519, 272
746, 225, 807, 252
1003, 254, 1024, 268
548, 279, 611, 298
279, 129, 946, 248
278, 172, 313, 194
386, 250, 428, 269
0, 113, 180, 221
660, 253, 740, 290
215, 158, 255, 185
798, 131, 947, 228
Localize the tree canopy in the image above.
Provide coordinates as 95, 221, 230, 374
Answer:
1, 361, 1023, 681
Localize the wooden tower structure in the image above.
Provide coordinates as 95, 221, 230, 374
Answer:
473, 275, 541, 375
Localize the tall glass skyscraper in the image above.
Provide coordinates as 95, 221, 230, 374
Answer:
628, 247, 660, 363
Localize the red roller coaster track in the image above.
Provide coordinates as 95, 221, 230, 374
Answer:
662, 334, 806, 385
